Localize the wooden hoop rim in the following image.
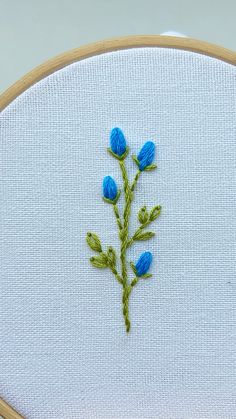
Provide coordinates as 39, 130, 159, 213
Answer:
0, 398, 24, 419
0, 34, 235, 419
0, 35, 235, 111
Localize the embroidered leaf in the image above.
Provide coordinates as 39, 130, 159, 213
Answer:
107, 246, 116, 267
86, 232, 102, 252
140, 273, 152, 279
131, 277, 138, 287
130, 261, 137, 275
90, 253, 108, 268
119, 228, 126, 241
103, 189, 121, 205
107, 147, 129, 161
144, 164, 157, 171
132, 154, 140, 168
149, 205, 162, 222
133, 231, 155, 241
138, 206, 149, 224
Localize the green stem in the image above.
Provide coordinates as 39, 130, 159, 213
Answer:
113, 204, 123, 231
119, 160, 134, 332
99, 244, 123, 285
119, 160, 132, 285
122, 285, 131, 333
127, 219, 152, 247
131, 170, 141, 191
117, 165, 142, 333
109, 265, 123, 285
131, 277, 139, 287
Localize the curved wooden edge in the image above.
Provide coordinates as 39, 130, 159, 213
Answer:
0, 35, 235, 111
0, 399, 24, 419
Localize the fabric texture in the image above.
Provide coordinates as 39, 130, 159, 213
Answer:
0, 47, 236, 419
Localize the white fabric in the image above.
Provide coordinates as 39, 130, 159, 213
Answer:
1, 47, 236, 419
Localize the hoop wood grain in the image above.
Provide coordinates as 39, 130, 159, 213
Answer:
0, 399, 24, 419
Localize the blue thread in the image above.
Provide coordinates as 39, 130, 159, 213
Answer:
103, 176, 118, 201
110, 127, 127, 156
87, 130, 161, 333
135, 252, 153, 276
137, 141, 155, 171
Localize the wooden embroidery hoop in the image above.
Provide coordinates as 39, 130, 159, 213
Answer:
0, 35, 235, 419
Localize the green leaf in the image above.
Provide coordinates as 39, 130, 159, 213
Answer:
103, 190, 121, 205
140, 273, 152, 279
130, 261, 137, 275
86, 232, 102, 252
131, 277, 138, 287
138, 206, 149, 224
144, 164, 157, 171
107, 147, 129, 161
90, 253, 108, 268
149, 205, 162, 222
133, 231, 155, 241
132, 154, 140, 168
107, 246, 116, 267
119, 229, 125, 241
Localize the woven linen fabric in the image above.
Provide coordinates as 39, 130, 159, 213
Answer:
1, 47, 236, 419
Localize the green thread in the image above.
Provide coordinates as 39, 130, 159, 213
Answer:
119, 159, 134, 331
103, 189, 121, 205
131, 170, 141, 191
86, 132, 162, 333
113, 204, 123, 231
107, 147, 129, 161
131, 277, 139, 287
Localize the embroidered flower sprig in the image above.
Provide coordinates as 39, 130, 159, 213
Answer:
86, 128, 162, 333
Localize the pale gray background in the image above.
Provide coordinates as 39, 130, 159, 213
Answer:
1, 0, 236, 93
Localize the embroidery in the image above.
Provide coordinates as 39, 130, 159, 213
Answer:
86, 128, 162, 333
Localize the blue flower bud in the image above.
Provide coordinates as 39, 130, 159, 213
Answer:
110, 127, 127, 157
137, 141, 155, 171
103, 176, 118, 201
135, 252, 153, 276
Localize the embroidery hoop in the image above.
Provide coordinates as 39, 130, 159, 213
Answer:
0, 35, 235, 419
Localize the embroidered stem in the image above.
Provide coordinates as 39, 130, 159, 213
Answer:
131, 170, 141, 191
109, 265, 123, 285
122, 285, 131, 333
119, 160, 135, 332
127, 219, 151, 247
113, 204, 123, 231
131, 277, 139, 287
119, 160, 132, 284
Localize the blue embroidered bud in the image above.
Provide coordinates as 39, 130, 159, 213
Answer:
110, 127, 127, 157
135, 252, 153, 277
103, 176, 118, 202
137, 141, 155, 171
